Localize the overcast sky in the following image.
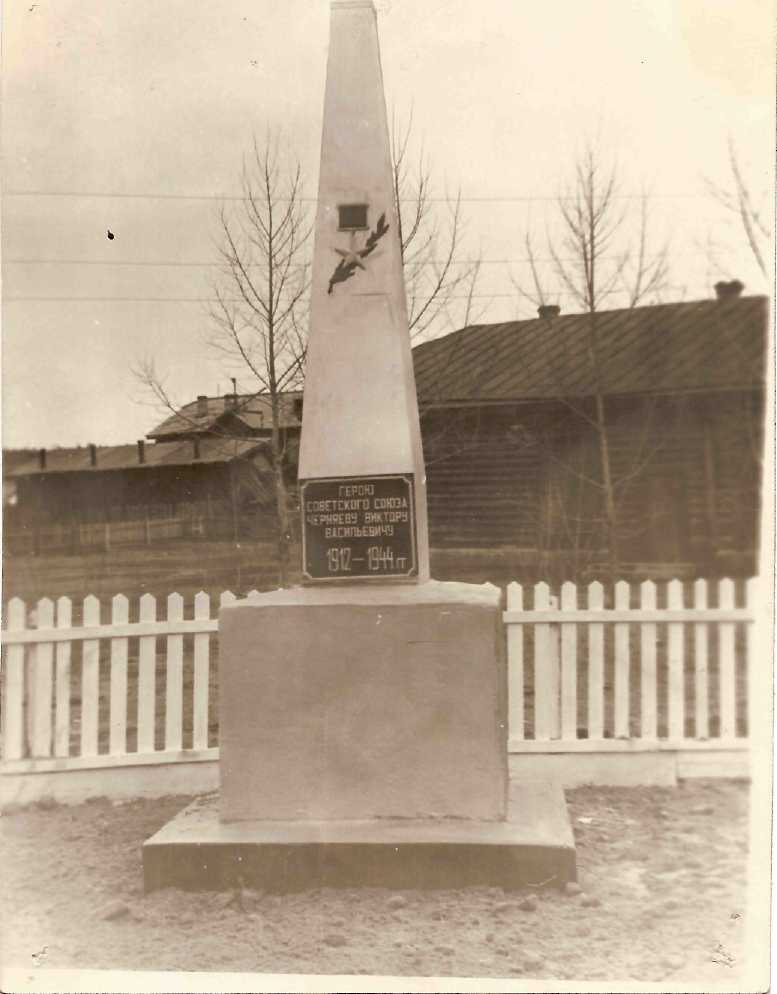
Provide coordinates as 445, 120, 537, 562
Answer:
3, 0, 774, 448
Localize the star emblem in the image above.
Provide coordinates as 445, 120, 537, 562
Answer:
328, 212, 390, 294
333, 232, 367, 271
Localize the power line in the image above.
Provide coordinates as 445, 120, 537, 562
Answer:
4, 189, 708, 203
4, 285, 709, 303
4, 254, 682, 268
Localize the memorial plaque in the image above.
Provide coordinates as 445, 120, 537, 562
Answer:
300, 474, 417, 581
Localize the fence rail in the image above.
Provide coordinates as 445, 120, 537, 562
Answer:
1, 578, 755, 776
5, 516, 238, 555
3, 500, 289, 555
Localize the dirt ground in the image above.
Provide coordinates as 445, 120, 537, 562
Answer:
1, 779, 750, 986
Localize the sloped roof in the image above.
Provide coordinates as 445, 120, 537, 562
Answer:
10, 438, 267, 478
412, 295, 768, 405
148, 390, 303, 439
2, 449, 39, 477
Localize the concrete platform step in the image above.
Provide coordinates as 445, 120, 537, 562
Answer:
143, 782, 576, 893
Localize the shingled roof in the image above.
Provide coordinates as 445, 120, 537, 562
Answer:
148, 391, 303, 439
9, 438, 267, 478
412, 295, 768, 405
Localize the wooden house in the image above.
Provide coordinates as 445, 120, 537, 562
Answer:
8, 391, 303, 536
146, 390, 303, 445
413, 289, 767, 578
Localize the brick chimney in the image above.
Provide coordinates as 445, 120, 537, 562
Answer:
89, 443, 97, 467
38, 448, 46, 470
137, 440, 146, 464
196, 395, 208, 418
714, 279, 744, 301
538, 304, 561, 319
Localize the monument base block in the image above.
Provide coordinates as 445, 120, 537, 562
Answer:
218, 581, 508, 823
142, 782, 576, 893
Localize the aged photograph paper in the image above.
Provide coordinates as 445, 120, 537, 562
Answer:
1, 1, 774, 991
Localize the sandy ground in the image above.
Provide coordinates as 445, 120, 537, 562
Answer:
1, 779, 750, 986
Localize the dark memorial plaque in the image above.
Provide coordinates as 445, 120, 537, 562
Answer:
300, 474, 417, 581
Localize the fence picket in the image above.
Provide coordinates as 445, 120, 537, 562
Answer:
80, 596, 101, 757
667, 580, 685, 740
220, 591, 237, 608
137, 594, 157, 753
693, 579, 709, 739
718, 578, 736, 739
506, 583, 524, 741
54, 597, 72, 757
560, 582, 577, 740
30, 599, 55, 757
2, 598, 27, 760
165, 593, 184, 751
613, 581, 630, 738
533, 583, 554, 740
745, 578, 757, 743
640, 581, 657, 739
587, 582, 604, 739
109, 595, 129, 755
193, 591, 211, 750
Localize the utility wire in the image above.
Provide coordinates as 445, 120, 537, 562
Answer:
4, 189, 708, 203
4, 285, 709, 303
5, 254, 687, 267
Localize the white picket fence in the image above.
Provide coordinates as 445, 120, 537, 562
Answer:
1, 591, 237, 765
504, 578, 754, 752
0, 579, 755, 784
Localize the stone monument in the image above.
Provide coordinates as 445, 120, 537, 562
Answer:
143, 0, 575, 892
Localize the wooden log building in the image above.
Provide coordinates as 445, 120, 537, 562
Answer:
6, 289, 767, 577
414, 287, 766, 577
6, 394, 303, 544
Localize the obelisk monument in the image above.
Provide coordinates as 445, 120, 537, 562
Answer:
298, 0, 429, 583
142, 0, 576, 892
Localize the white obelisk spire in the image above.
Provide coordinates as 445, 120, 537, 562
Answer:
298, 0, 430, 582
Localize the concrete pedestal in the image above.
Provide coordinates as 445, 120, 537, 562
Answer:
142, 782, 576, 893
142, 580, 578, 893
218, 581, 507, 822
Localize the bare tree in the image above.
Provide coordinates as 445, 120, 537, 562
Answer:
512, 142, 671, 580
705, 137, 771, 281
208, 135, 312, 585
134, 133, 312, 586
391, 111, 487, 340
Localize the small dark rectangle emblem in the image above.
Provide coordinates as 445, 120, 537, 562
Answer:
300, 474, 417, 581
337, 203, 369, 231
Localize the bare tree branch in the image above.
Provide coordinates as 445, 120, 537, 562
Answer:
391, 114, 489, 340
705, 137, 770, 279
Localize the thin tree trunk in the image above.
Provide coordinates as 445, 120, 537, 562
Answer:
594, 391, 619, 580
586, 313, 619, 581
271, 404, 291, 588
229, 465, 239, 544
701, 410, 719, 573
